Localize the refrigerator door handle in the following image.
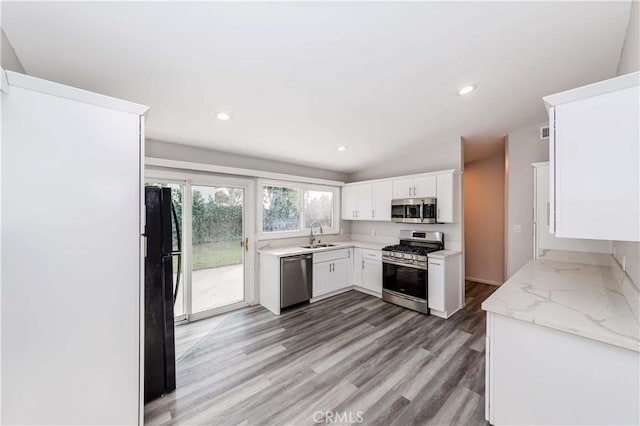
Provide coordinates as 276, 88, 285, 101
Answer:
171, 200, 182, 305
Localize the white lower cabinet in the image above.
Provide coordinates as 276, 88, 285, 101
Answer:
486, 313, 639, 425
358, 249, 382, 294
312, 249, 351, 298
362, 259, 382, 293
353, 248, 363, 287
427, 252, 462, 318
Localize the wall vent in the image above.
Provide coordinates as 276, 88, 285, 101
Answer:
539, 126, 550, 140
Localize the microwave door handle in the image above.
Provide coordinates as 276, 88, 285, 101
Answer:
420, 201, 424, 223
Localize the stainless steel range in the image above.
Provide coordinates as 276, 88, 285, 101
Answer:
382, 230, 444, 314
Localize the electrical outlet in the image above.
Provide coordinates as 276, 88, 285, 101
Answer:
514, 225, 521, 233
622, 255, 626, 271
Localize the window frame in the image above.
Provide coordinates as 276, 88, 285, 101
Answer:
257, 179, 341, 240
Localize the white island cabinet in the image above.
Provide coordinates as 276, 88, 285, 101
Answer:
482, 258, 640, 425
543, 71, 639, 241
2, 70, 148, 424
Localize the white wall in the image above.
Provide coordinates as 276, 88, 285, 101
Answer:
613, 0, 640, 289
505, 124, 549, 278
617, 0, 639, 76
348, 135, 462, 182
1, 29, 25, 73
147, 139, 348, 182
347, 137, 463, 251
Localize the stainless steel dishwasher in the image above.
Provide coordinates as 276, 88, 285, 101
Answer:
280, 254, 313, 309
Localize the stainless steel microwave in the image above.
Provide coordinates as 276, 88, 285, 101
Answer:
391, 198, 437, 223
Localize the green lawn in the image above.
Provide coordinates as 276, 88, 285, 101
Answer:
173, 241, 243, 271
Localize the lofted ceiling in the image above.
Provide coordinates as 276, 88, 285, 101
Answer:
1, 1, 632, 173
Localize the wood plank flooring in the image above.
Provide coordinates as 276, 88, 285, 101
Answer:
145, 281, 497, 426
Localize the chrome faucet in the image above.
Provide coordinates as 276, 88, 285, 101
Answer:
309, 221, 323, 247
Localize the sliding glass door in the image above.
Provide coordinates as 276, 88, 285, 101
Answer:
190, 185, 245, 315
145, 174, 253, 322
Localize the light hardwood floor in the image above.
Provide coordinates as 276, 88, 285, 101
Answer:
145, 281, 497, 426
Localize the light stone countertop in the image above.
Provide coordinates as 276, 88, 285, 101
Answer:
428, 249, 461, 259
482, 258, 640, 352
258, 240, 389, 257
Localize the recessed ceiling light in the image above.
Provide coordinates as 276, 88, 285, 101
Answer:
337, 146, 348, 152
216, 112, 231, 121
457, 85, 477, 96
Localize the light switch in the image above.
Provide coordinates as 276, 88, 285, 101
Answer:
514, 225, 521, 233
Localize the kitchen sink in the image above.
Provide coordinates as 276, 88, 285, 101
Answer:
300, 243, 336, 249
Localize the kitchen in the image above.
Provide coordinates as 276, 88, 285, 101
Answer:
1, 2, 639, 426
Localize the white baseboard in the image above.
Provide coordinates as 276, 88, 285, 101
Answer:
466, 276, 502, 286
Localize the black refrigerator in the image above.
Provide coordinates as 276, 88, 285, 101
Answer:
144, 186, 181, 403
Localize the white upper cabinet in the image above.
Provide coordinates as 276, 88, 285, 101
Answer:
341, 185, 357, 220
372, 181, 392, 221
544, 72, 639, 241
356, 184, 373, 221
436, 171, 455, 223
343, 170, 455, 222
533, 162, 611, 255
342, 181, 392, 221
392, 176, 436, 199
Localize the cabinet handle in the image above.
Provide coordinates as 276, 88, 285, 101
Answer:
437, 208, 440, 219
356, 210, 358, 218
413, 186, 416, 196
362, 260, 364, 269
372, 210, 375, 218
348, 251, 351, 259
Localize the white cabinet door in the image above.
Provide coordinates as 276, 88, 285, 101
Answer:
362, 259, 382, 293
342, 186, 357, 220
356, 183, 373, 220
346, 249, 354, 286
312, 262, 331, 297
331, 258, 349, 292
393, 178, 414, 198
534, 163, 611, 256
353, 249, 363, 287
436, 172, 455, 223
428, 259, 445, 312
552, 84, 639, 241
372, 181, 392, 221
414, 175, 437, 198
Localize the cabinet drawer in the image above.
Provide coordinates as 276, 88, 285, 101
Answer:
313, 248, 351, 264
361, 249, 381, 261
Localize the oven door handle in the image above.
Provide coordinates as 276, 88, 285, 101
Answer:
382, 259, 427, 270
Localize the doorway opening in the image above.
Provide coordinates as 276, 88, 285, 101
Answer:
463, 137, 506, 286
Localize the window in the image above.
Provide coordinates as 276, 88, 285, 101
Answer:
303, 190, 333, 228
259, 181, 339, 238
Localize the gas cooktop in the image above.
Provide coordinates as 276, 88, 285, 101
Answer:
382, 244, 440, 256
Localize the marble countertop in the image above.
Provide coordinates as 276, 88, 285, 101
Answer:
482, 258, 640, 352
428, 249, 461, 259
258, 240, 388, 257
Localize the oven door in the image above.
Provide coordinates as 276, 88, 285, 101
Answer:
382, 260, 427, 300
